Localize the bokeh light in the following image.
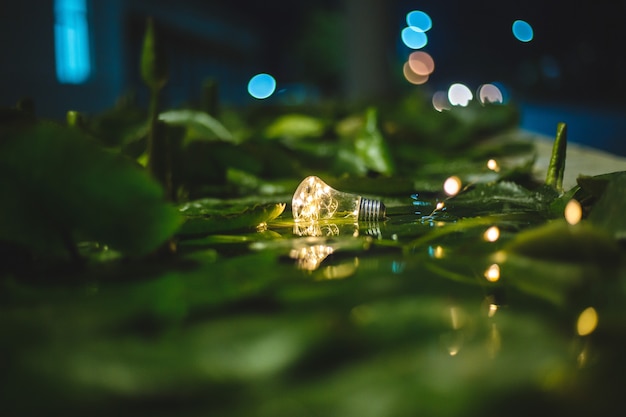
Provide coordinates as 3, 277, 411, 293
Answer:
403, 62, 429, 85
408, 51, 435, 76
406, 10, 432, 32
478, 84, 504, 104
429, 245, 444, 259
487, 159, 500, 172
432, 91, 451, 112
483, 226, 500, 242
443, 176, 462, 196
564, 199, 583, 225
512, 20, 534, 42
448, 83, 473, 106
484, 264, 501, 282
577, 307, 598, 336
401, 26, 428, 49
247, 73, 276, 99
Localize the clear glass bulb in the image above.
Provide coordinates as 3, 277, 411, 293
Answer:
292, 176, 385, 222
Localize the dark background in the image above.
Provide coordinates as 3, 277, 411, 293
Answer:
2, 0, 625, 153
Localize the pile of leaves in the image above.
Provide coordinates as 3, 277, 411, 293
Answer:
2, 18, 626, 417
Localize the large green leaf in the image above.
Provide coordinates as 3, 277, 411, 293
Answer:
588, 172, 626, 239
177, 200, 286, 236
0, 123, 182, 258
159, 109, 235, 143
353, 107, 395, 176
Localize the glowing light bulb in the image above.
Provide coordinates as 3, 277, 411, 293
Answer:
292, 176, 386, 222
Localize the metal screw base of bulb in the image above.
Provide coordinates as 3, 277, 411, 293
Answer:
359, 198, 386, 221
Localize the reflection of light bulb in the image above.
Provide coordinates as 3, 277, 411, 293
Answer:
290, 244, 334, 271
292, 176, 386, 222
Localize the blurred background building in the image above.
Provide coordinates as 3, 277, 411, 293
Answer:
2, 0, 625, 153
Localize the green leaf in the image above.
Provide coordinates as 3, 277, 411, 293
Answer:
264, 114, 326, 140
445, 182, 547, 218
587, 172, 626, 239
503, 221, 620, 263
159, 109, 235, 144
0, 123, 182, 258
353, 107, 395, 176
177, 200, 286, 236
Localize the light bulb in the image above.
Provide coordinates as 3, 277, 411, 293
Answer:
292, 176, 386, 222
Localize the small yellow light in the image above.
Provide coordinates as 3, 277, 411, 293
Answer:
487, 159, 500, 172
484, 264, 500, 282
436, 201, 445, 211
443, 176, 462, 196
564, 199, 582, 225
488, 303, 498, 318
483, 226, 500, 242
576, 306, 598, 336
433, 245, 444, 259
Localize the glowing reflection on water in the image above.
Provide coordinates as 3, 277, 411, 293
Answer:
289, 244, 334, 271
577, 307, 598, 336
484, 264, 501, 282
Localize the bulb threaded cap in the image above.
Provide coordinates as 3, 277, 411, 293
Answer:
359, 198, 386, 221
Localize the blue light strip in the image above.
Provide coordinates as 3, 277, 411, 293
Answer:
54, 0, 91, 84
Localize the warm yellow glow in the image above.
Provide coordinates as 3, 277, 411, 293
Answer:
443, 176, 462, 196
576, 306, 598, 336
564, 199, 583, 225
435, 201, 445, 210
293, 222, 341, 237
488, 303, 498, 318
322, 260, 358, 280
492, 250, 507, 264
487, 158, 500, 172
448, 346, 460, 356
484, 264, 500, 282
433, 245, 444, 259
449, 306, 466, 330
290, 245, 334, 271
483, 226, 500, 242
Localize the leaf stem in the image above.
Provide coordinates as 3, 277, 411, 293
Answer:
545, 122, 567, 192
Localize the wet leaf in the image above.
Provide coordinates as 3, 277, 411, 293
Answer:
503, 221, 620, 263
177, 200, 286, 236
